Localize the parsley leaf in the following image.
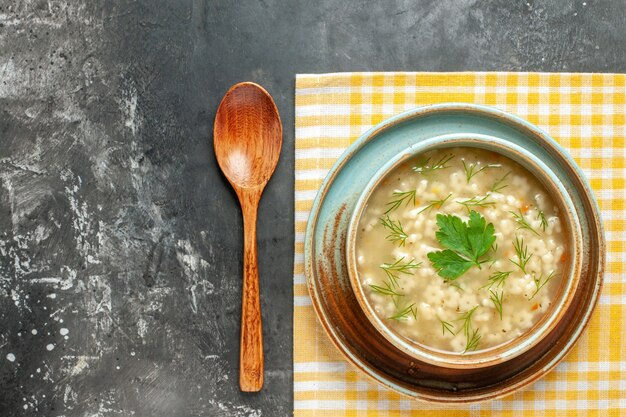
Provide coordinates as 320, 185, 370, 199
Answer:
427, 211, 496, 280
428, 250, 474, 279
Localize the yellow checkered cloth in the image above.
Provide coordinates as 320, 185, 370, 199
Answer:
293, 72, 625, 416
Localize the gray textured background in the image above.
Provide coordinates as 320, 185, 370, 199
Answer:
0, 0, 625, 416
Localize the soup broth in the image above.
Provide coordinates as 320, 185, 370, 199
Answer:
355, 147, 568, 353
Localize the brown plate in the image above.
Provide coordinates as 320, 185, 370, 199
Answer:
304, 104, 605, 403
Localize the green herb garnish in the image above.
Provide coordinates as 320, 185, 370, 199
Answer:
380, 215, 408, 246
481, 270, 513, 290
388, 303, 418, 321
448, 281, 463, 291
427, 211, 496, 280
368, 281, 404, 297
491, 242, 499, 254
457, 306, 481, 352
380, 257, 421, 286
464, 327, 482, 352
413, 154, 455, 174
384, 190, 416, 214
457, 195, 496, 211
369, 258, 420, 304
440, 319, 455, 336
510, 236, 532, 274
462, 161, 501, 183
529, 271, 556, 299
458, 306, 479, 336
489, 290, 504, 320
537, 209, 548, 232
490, 171, 511, 193
510, 209, 539, 236
417, 193, 452, 215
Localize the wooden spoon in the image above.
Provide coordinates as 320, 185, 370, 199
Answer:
213, 82, 282, 392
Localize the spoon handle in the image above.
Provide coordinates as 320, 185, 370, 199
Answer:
240, 196, 264, 392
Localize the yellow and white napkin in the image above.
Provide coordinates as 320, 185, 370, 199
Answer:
294, 72, 625, 416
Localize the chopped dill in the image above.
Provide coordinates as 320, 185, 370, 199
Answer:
464, 327, 482, 352
510, 236, 532, 274
384, 189, 417, 214
489, 290, 504, 320
490, 171, 511, 193
368, 281, 404, 297
440, 319, 455, 336
379, 257, 421, 286
491, 242, 499, 254
481, 270, 513, 290
537, 209, 548, 232
510, 209, 540, 236
380, 215, 408, 246
457, 306, 479, 337
448, 281, 463, 291
388, 303, 418, 321
457, 195, 496, 211
529, 271, 556, 299
370, 258, 420, 308
413, 154, 455, 174
456, 306, 481, 353
462, 161, 501, 183
417, 193, 453, 215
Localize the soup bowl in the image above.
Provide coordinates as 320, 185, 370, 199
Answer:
346, 133, 582, 369
304, 103, 604, 402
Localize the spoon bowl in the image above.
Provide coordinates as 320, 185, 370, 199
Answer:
214, 83, 282, 190
214, 82, 282, 392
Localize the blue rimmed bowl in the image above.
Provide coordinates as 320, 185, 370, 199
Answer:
346, 133, 583, 370
304, 103, 604, 403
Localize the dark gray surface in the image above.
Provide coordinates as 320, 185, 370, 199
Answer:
0, 0, 624, 416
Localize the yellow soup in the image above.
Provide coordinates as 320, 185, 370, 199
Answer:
355, 147, 567, 353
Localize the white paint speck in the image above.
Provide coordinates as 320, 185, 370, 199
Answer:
207, 400, 262, 417
17, 332, 21, 336
36, 368, 41, 373
60, 328, 69, 336
175, 239, 214, 314
6, 353, 16, 362
137, 318, 148, 339
11, 288, 21, 307
87, 254, 100, 264
47, 293, 57, 299
23, 404, 28, 410
130, 351, 135, 356
583, 2, 586, 5
61, 172, 100, 265
31, 329, 37, 335
64, 335, 69, 340
116, 365, 120, 370
122, 82, 140, 136
46, 343, 55, 351
69, 356, 91, 376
